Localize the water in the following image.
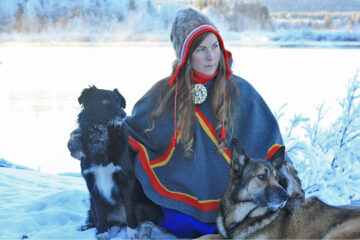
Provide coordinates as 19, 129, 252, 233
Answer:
1, 43, 359, 174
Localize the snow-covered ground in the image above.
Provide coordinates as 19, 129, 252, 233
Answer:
0, 166, 92, 239
0, 166, 176, 239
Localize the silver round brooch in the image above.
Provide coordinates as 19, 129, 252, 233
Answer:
192, 84, 207, 104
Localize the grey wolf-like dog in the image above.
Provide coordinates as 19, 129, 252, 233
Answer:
217, 139, 360, 239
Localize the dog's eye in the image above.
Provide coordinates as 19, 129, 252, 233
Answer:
257, 169, 268, 181
102, 99, 110, 104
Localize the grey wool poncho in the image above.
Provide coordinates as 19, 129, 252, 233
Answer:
123, 75, 287, 223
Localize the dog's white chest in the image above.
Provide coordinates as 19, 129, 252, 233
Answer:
84, 163, 122, 205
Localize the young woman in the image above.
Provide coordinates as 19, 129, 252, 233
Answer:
69, 7, 305, 238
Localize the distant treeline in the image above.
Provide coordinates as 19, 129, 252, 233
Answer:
258, 0, 360, 12
271, 12, 360, 30
198, 0, 271, 30
0, 0, 359, 41
197, 0, 360, 31
0, 0, 158, 34
159, 0, 360, 12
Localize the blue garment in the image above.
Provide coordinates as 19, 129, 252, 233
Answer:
158, 207, 217, 238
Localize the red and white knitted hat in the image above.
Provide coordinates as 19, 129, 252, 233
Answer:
169, 7, 232, 86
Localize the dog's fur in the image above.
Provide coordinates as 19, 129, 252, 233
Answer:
77, 86, 161, 239
217, 139, 360, 239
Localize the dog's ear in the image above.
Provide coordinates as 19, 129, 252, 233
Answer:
78, 86, 97, 105
114, 89, 126, 109
78, 88, 90, 105
231, 139, 248, 175
267, 146, 285, 169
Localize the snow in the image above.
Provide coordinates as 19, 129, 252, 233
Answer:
277, 71, 360, 206
0, 158, 32, 170
0, 167, 176, 239
0, 167, 92, 239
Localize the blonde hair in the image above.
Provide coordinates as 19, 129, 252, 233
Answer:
147, 32, 238, 156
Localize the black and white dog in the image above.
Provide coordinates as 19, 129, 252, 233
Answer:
75, 86, 161, 239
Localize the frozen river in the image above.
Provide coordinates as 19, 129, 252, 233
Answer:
0, 43, 359, 173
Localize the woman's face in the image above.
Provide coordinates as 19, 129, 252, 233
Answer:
191, 32, 221, 75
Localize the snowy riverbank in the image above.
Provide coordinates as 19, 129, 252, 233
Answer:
0, 166, 177, 239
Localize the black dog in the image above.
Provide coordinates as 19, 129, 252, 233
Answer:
76, 86, 161, 239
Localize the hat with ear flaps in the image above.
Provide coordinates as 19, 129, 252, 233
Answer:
168, 7, 232, 87
169, 8, 232, 145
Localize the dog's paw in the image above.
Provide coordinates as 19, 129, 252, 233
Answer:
108, 226, 123, 238
96, 231, 110, 240
126, 226, 138, 239
108, 118, 124, 127
137, 221, 154, 239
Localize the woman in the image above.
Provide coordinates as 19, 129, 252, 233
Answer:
69, 7, 304, 238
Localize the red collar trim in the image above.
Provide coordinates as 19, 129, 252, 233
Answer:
192, 70, 217, 85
